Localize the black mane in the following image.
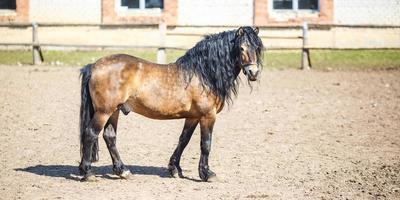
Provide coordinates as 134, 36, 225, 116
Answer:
176, 26, 264, 105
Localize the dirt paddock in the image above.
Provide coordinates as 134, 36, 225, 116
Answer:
0, 65, 399, 199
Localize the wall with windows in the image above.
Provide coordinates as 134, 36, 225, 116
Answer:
334, 0, 400, 26
177, 0, 253, 26
1, 0, 399, 26
29, 0, 101, 23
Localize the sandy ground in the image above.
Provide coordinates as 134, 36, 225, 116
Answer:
0, 65, 399, 200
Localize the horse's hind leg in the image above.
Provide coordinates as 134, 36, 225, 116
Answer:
103, 110, 131, 179
168, 118, 198, 178
79, 112, 110, 181
198, 115, 217, 182
91, 138, 99, 162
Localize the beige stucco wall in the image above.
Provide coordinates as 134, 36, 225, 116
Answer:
29, 0, 101, 23
334, 0, 400, 26
177, 0, 254, 26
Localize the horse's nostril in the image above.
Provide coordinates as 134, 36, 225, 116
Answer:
249, 70, 258, 77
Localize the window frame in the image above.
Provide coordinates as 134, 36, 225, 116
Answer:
272, 0, 319, 12
0, 0, 16, 14
270, 0, 319, 21
115, 0, 163, 15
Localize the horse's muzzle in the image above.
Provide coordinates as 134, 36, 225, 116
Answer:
243, 64, 259, 81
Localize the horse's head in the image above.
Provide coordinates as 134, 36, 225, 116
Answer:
233, 26, 264, 81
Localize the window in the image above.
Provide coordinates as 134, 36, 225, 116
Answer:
273, 0, 318, 10
0, 0, 16, 10
121, 0, 139, 9
299, 0, 318, 10
120, 0, 163, 10
273, 0, 293, 10
145, 0, 163, 9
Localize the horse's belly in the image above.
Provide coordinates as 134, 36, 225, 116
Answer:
125, 95, 192, 119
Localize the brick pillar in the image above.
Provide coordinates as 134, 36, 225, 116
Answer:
319, 0, 334, 23
16, 0, 29, 22
163, 0, 177, 25
254, 0, 269, 26
102, 0, 116, 23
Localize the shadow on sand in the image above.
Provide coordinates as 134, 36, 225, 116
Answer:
15, 164, 172, 181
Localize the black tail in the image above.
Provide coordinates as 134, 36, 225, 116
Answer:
79, 64, 98, 162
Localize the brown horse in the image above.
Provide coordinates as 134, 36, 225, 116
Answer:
79, 26, 264, 182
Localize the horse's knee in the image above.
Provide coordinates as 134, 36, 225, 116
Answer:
84, 127, 98, 143
104, 124, 116, 137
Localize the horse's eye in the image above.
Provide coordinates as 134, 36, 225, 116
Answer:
240, 47, 244, 52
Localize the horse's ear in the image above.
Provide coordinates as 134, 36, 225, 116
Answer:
236, 27, 244, 37
253, 27, 259, 35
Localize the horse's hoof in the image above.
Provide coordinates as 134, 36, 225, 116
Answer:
119, 170, 132, 179
168, 164, 184, 178
81, 175, 98, 182
168, 164, 178, 178
200, 170, 217, 182
207, 171, 218, 182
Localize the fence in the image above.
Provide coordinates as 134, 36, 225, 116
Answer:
0, 22, 399, 68
0, 22, 188, 65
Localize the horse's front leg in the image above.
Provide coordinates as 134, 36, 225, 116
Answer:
168, 118, 198, 178
199, 114, 217, 182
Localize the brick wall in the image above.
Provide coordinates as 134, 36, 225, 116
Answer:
334, 0, 400, 25
0, 0, 29, 22
102, 0, 177, 25
254, 0, 333, 26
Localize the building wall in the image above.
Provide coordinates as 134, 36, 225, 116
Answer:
177, 0, 253, 26
334, 0, 400, 25
2, 0, 400, 26
29, 0, 101, 23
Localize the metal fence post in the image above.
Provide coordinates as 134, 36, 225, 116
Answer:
301, 22, 311, 70
157, 22, 166, 64
32, 22, 43, 65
